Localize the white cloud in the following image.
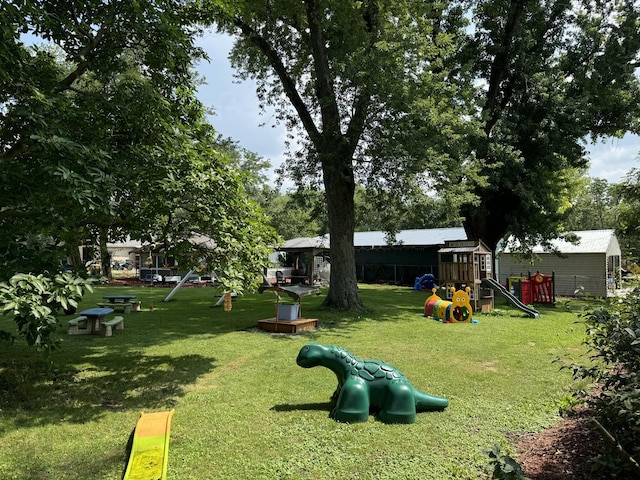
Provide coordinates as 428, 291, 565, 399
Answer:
585, 134, 640, 183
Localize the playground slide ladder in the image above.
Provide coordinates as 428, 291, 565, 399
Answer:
123, 410, 175, 480
481, 278, 540, 319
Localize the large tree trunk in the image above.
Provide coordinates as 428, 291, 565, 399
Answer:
320, 145, 362, 310
461, 189, 520, 259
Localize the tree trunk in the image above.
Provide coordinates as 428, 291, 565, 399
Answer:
99, 230, 112, 280
461, 190, 517, 256
460, 182, 524, 252
320, 144, 363, 311
67, 239, 83, 270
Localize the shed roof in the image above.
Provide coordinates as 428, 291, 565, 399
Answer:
503, 229, 618, 254
350, 227, 466, 248
316, 227, 467, 249
277, 236, 330, 252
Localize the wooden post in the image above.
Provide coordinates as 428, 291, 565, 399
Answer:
223, 292, 232, 312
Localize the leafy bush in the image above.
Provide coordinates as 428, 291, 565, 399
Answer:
0, 272, 93, 352
484, 445, 528, 480
564, 288, 640, 473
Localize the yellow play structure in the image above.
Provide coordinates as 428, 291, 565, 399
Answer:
424, 287, 475, 323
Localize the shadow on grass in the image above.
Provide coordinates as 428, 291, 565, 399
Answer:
0, 343, 215, 432
271, 401, 333, 413
70, 284, 429, 344
0, 284, 432, 432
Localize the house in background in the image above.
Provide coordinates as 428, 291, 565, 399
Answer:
134, 235, 218, 283
105, 238, 140, 268
81, 238, 140, 272
498, 229, 622, 297
101, 235, 216, 282
267, 237, 331, 285
137, 249, 179, 281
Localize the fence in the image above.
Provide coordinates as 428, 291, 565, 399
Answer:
356, 264, 438, 286
554, 274, 610, 297
499, 272, 609, 298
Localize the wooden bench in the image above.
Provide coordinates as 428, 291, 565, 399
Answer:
96, 302, 132, 313
101, 316, 124, 337
67, 316, 88, 335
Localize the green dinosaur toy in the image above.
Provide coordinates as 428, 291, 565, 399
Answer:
296, 343, 449, 424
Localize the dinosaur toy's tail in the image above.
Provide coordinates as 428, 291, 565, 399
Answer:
415, 390, 449, 411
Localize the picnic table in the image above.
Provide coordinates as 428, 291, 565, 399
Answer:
98, 295, 138, 313
79, 307, 114, 335
102, 295, 137, 303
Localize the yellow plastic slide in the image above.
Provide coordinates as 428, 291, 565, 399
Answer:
123, 410, 175, 480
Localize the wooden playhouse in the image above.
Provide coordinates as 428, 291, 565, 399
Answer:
438, 239, 494, 313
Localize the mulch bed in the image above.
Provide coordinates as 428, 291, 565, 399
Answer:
514, 413, 606, 479
513, 407, 640, 480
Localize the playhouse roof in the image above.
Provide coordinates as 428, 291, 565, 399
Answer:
502, 229, 618, 254
439, 246, 481, 253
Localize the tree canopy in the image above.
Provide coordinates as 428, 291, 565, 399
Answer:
0, 1, 277, 293
456, 0, 640, 254
564, 177, 617, 232
612, 164, 640, 262
203, 0, 640, 305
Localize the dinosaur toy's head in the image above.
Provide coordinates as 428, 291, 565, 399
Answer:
296, 343, 329, 368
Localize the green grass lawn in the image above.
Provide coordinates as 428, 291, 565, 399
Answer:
0, 284, 590, 479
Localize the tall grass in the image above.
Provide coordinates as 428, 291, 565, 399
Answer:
0, 284, 589, 479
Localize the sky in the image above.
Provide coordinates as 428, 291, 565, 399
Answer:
195, 32, 291, 186
195, 32, 640, 188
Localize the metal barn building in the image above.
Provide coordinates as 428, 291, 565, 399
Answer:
498, 229, 622, 297
351, 227, 467, 285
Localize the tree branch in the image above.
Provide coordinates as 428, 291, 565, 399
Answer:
52, 5, 115, 94
52, 26, 105, 94
304, 0, 341, 139
0, 142, 31, 164
345, 1, 381, 151
482, 1, 525, 136
231, 17, 320, 145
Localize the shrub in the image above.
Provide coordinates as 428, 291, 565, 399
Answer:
0, 272, 92, 352
484, 445, 528, 480
565, 288, 640, 474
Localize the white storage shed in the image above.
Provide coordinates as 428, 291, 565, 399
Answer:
498, 230, 622, 297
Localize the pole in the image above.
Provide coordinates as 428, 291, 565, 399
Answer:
164, 267, 196, 302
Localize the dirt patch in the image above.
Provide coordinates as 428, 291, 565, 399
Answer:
481, 361, 498, 372
514, 413, 607, 479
